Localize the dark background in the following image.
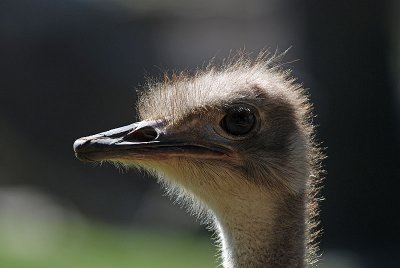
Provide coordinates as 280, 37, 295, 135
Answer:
0, 0, 399, 267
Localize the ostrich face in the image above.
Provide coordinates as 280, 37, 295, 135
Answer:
74, 65, 310, 198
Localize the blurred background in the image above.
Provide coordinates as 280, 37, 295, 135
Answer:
0, 0, 399, 267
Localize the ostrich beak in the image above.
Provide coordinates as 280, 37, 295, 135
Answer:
73, 120, 229, 162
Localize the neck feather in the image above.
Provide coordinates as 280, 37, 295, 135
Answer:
151, 161, 312, 268
211, 190, 306, 268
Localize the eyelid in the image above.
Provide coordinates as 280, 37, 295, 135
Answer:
223, 103, 256, 113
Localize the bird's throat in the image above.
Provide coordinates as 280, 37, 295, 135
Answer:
148, 161, 310, 268
212, 190, 307, 268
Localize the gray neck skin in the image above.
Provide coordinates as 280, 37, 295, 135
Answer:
212, 192, 306, 268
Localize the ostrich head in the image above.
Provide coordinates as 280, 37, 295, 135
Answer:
73, 53, 322, 268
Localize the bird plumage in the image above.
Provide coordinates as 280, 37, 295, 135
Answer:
74, 51, 323, 268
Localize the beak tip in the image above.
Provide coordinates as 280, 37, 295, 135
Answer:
73, 138, 95, 162
73, 138, 89, 153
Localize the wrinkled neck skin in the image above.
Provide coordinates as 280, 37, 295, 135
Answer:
212, 187, 306, 268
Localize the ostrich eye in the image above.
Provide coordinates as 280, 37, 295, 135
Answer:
220, 106, 256, 136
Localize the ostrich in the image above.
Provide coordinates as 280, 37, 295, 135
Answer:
73, 53, 323, 268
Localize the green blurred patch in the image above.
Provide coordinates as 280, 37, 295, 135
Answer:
0, 221, 216, 268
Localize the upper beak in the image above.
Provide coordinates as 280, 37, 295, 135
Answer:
73, 120, 229, 162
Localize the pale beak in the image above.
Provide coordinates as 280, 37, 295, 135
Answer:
73, 120, 229, 162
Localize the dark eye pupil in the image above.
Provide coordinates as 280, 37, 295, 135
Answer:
220, 107, 256, 136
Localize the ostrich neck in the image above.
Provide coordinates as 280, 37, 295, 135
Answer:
212, 190, 306, 268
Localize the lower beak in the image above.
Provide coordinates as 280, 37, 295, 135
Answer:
73, 121, 228, 162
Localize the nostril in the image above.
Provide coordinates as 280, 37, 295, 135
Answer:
123, 126, 158, 142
